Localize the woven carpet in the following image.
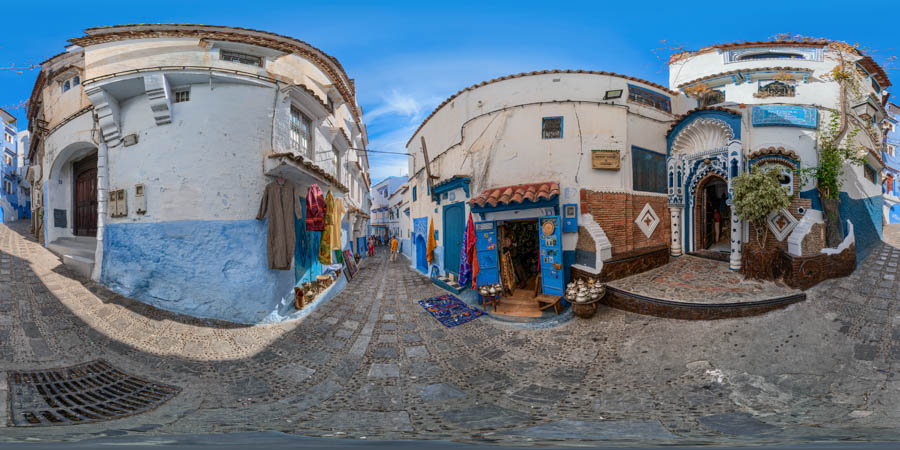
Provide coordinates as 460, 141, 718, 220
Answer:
418, 294, 485, 327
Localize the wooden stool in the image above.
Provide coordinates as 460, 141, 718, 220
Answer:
481, 293, 500, 312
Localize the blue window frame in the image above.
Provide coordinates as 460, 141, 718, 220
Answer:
632, 146, 667, 193
62, 80, 70, 92
627, 85, 671, 113
412, 186, 417, 201
542, 116, 563, 139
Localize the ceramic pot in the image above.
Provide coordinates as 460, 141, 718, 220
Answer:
575, 293, 587, 303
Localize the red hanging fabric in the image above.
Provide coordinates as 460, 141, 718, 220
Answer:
305, 184, 326, 231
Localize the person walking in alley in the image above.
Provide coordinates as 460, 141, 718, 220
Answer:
368, 236, 375, 257
390, 235, 399, 262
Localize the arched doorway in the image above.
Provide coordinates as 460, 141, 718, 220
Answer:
46, 142, 98, 245
694, 174, 729, 253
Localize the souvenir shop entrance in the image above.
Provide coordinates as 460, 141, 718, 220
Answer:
474, 216, 565, 317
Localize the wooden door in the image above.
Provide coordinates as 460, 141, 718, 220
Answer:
442, 202, 465, 276
74, 156, 97, 237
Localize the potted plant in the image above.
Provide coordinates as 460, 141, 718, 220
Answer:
731, 167, 792, 280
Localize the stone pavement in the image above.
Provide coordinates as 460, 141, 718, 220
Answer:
609, 255, 802, 304
0, 220, 899, 445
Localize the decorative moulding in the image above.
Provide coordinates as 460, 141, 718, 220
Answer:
670, 118, 735, 157
635, 203, 660, 238
767, 208, 799, 242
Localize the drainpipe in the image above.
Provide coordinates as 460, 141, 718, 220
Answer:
91, 115, 109, 282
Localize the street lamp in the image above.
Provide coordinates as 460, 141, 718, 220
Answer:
852, 100, 877, 121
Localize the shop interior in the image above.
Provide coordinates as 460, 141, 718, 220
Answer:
495, 219, 545, 317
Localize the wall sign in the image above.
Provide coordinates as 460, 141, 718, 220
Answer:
53, 209, 66, 228
592, 150, 620, 170
752, 105, 818, 129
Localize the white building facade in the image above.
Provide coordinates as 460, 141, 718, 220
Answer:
26, 24, 371, 323
406, 70, 693, 293
669, 40, 888, 265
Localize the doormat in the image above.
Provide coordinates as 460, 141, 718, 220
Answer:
7, 359, 181, 427
418, 294, 485, 327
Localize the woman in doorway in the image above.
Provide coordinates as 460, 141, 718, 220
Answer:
713, 208, 721, 243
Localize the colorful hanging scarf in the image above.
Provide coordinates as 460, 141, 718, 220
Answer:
458, 212, 476, 286
426, 217, 436, 265
318, 191, 334, 264
305, 184, 326, 231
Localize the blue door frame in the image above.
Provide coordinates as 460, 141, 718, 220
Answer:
474, 221, 499, 285
442, 202, 465, 276
539, 216, 564, 296
416, 235, 427, 272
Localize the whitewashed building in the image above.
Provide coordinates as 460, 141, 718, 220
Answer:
26, 24, 371, 323
669, 40, 888, 266
405, 70, 693, 295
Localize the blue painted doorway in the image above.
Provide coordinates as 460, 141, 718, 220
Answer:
474, 221, 499, 285
416, 235, 427, 272
442, 202, 465, 276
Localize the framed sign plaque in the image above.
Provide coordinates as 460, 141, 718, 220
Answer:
592, 150, 620, 170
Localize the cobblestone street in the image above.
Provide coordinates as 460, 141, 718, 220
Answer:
1, 220, 899, 445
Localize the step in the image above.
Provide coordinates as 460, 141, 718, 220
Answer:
48, 243, 95, 261
53, 237, 98, 251
62, 254, 94, 279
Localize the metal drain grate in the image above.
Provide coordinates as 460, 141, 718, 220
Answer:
7, 359, 181, 427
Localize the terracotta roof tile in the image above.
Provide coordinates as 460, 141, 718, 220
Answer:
677, 67, 813, 89
406, 70, 678, 147
857, 55, 892, 88
665, 106, 743, 137
748, 146, 800, 161
471, 182, 559, 209
268, 152, 348, 192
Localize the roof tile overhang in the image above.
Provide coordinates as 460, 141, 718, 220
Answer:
68, 24, 362, 126
471, 182, 559, 209
748, 146, 800, 162
665, 106, 742, 137
857, 55, 892, 88
406, 69, 678, 147
677, 67, 813, 89
266, 152, 348, 192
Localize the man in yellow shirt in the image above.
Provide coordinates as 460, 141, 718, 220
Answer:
390, 235, 399, 262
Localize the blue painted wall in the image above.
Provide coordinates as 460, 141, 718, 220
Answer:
101, 220, 294, 324
800, 189, 881, 261
0, 119, 22, 222
401, 238, 412, 260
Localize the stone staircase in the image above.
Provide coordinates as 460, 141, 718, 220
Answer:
48, 237, 97, 279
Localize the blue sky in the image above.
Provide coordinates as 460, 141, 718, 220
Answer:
1, 0, 896, 183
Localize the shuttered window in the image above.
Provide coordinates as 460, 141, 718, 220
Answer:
632, 146, 666, 193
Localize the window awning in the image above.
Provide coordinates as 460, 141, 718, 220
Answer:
471, 182, 559, 211
265, 152, 348, 192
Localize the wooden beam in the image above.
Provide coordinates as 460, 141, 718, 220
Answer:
420, 136, 434, 196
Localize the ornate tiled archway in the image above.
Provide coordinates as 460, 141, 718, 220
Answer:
666, 111, 744, 269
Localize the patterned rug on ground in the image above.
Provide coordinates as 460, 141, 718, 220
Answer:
418, 294, 485, 327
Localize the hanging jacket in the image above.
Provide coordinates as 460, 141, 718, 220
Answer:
257, 181, 302, 270
306, 184, 326, 231
318, 191, 335, 265
426, 217, 436, 265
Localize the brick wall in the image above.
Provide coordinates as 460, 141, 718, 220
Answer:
580, 189, 670, 256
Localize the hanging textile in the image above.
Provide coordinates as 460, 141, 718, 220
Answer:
499, 248, 517, 296
318, 191, 334, 265
257, 180, 302, 270
458, 212, 476, 286
331, 197, 345, 253
305, 184, 326, 231
472, 247, 480, 289
426, 217, 436, 265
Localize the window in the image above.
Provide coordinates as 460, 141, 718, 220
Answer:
290, 106, 313, 158
627, 85, 671, 113
63, 80, 70, 92
72, 76, 80, 87
221, 50, 262, 67
412, 186, 417, 201
174, 89, 190, 103
699, 89, 726, 107
632, 146, 666, 193
738, 52, 805, 61
757, 80, 795, 98
4, 154, 12, 166
3, 133, 12, 144
888, 145, 896, 157
4, 180, 11, 194
542, 117, 563, 139
864, 164, 877, 184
